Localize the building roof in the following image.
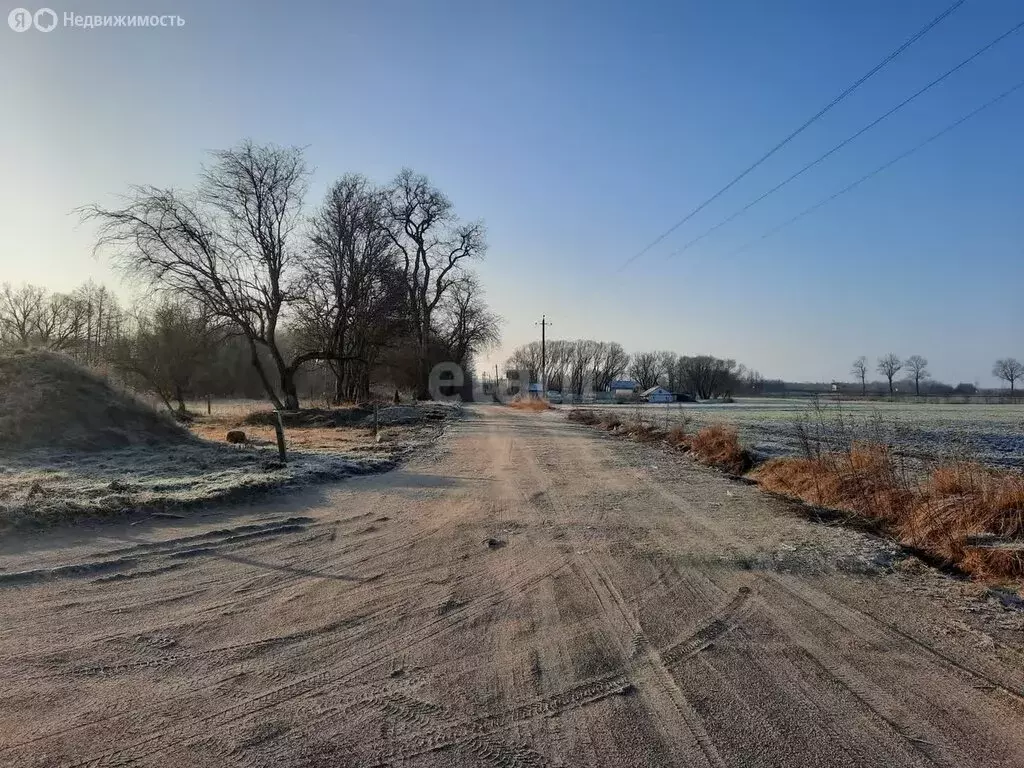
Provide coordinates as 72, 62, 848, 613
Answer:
641, 386, 671, 396
608, 379, 638, 390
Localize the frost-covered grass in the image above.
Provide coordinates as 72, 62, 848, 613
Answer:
567, 399, 1024, 470
0, 401, 462, 528
0, 441, 395, 528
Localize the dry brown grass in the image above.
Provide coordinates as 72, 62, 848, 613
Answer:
690, 425, 751, 474
567, 408, 599, 424
190, 421, 377, 452
755, 444, 912, 524
620, 420, 666, 443
509, 398, 552, 412
599, 413, 623, 431
906, 463, 1024, 578
666, 425, 691, 451
756, 446, 1024, 581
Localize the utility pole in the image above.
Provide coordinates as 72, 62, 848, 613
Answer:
535, 315, 550, 394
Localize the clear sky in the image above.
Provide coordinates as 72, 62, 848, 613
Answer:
3, 0, 1022, 386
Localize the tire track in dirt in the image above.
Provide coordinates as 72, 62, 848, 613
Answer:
7, 407, 1024, 766
53, 555, 573, 768
514, 423, 731, 767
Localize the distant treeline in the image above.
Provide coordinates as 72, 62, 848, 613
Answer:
503, 341, 1023, 402
505, 341, 765, 399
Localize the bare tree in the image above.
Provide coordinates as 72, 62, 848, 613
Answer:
545, 339, 569, 392
438, 274, 501, 369
850, 356, 868, 396
904, 355, 929, 396
0, 284, 86, 352
386, 169, 486, 398
80, 141, 348, 409
0, 283, 45, 347
657, 351, 678, 391
677, 355, 738, 400
993, 358, 1024, 395
112, 299, 225, 413
877, 353, 902, 395
568, 340, 598, 397
590, 341, 630, 392
299, 174, 406, 401
35, 292, 86, 352
629, 351, 661, 390
506, 341, 543, 382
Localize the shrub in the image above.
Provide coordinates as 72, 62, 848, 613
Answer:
755, 445, 1024, 581
509, 397, 552, 412
755, 443, 911, 523
599, 413, 623, 430
567, 408, 599, 425
690, 425, 751, 474
623, 421, 665, 443
666, 425, 690, 451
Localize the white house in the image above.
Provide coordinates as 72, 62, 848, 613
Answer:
641, 386, 674, 403
607, 379, 639, 399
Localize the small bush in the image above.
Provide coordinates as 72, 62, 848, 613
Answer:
690, 425, 751, 474
567, 408, 599, 424
755, 443, 911, 523
509, 398, 552, 412
599, 413, 623, 430
755, 445, 1024, 581
622, 421, 665, 443
666, 425, 691, 451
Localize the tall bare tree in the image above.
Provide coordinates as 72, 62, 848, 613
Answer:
850, 356, 868, 396
904, 355, 929, 396
629, 351, 662, 390
438, 274, 501, 369
877, 353, 902, 395
386, 169, 486, 398
657, 351, 679, 391
677, 355, 738, 399
81, 141, 345, 409
590, 341, 630, 392
567, 340, 598, 397
299, 174, 406, 401
993, 358, 1024, 395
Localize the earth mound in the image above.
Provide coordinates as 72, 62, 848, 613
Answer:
0, 349, 193, 453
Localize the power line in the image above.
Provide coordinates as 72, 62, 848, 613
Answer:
619, 0, 968, 270
666, 18, 1024, 259
727, 76, 1024, 257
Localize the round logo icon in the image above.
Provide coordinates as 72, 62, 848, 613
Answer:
8, 8, 33, 31
34, 8, 57, 32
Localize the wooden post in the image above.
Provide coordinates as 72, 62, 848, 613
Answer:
206, 395, 211, 416
374, 403, 379, 438
274, 410, 287, 463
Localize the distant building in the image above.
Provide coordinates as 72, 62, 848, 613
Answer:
641, 386, 674, 403
607, 380, 639, 399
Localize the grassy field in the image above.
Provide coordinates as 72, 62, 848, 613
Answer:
565, 398, 1024, 470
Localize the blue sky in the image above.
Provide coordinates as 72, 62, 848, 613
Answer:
3, 0, 1022, 385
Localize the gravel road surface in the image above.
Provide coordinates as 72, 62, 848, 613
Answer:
3, 405, 1024, 766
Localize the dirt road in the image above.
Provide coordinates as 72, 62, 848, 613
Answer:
3, 405, 1024, 767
